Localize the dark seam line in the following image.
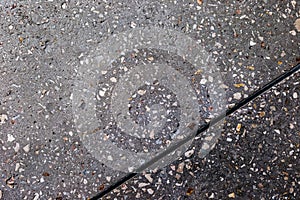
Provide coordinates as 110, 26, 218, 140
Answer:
90, 62, 300, 200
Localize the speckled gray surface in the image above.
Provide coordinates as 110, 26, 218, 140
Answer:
0, 0, 299, 199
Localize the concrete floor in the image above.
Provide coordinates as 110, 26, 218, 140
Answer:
0, 0, 299, 199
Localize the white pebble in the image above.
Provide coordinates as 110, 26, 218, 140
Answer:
7, 134, 15, 142
61, 2, 67, 9
15, 163, 20, 171
107, 155, 113, 161
110, 77, 117, 83
83, 179, 88, 184
68, 131, 73, 136
293, 92, 298, 99
147, 188, 154, 194
23, 144, 30, 153
130, 21, 137, 28
184, 149, 194, 158
99, 90, 105, 97
0, 114, 8, 124
13, 143, 20, 152
249, 40, 256, 46
137, 90, 146, 95
138, 183, 149, 188
233, 92, 242, 100
200, 79, 207, 84
33, 193, 39, 200
106, 176, 111, 182
144, 174, 153, 183
289, 30, 296, 36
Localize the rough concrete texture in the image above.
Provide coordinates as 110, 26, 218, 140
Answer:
0, 0, 299, 199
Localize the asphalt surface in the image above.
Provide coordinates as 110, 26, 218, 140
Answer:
0, 0, 299, 199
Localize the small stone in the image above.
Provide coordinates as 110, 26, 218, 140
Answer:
147, 57, 154, 61
184, 149, 194, 158
233, 83, 245, 88
259, 111, 265, 117
23, 144, 30, 153
270, 106, 276, 111
170, 165, 176, 171
0, 114, 8, 124
194, 69, 203, 75
99, 90, 105, 97
13, 143, 20, 152
61, 2, 67, 9
149, 130, 154, 139
289, 30, 296, 36
226, 137, 233, 142
177, 162, 185, 173
15, 163, 20, 171
19, 37, 24, 43
33, 193, 39, 200
228, 192, 235, 198
247, 66, 255, 70
144, 174, 153, 183
130, 21, 137, 28
294, 18, 300, 32
135, 193, 140, 198
147, 188, 154, 195
200, 79, 207, 84
99, 184, 105, 191
0, 190, 2, 199
107, 155, 113, 161
208, 193, 215, 198
6, 176, 15, 188
236, 123, 242, 132
233, 92, 242, 100
106, 176, 111, 182
40, 177, 45, 183
197, 0, 203, 5
83, 179, 88, 184
110, 77, 117, 83
249, 40, 256, 46
293, 92, 298, 99
186, 188, 194, 196
137, 90, 146, 95
274, 129, 280, 134
7, 134, 15, 142
42, 172, 50, 176
138, 183, 149, 187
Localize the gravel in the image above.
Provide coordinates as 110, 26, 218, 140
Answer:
0, 0, 299, 199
